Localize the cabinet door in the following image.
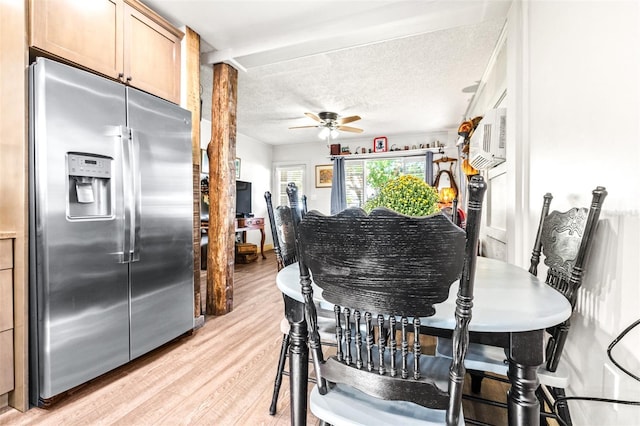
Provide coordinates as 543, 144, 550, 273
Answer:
0, 239, 12, 395
123, 4, 182, 104
0, 330, 13, 395
30, 0, 124, 80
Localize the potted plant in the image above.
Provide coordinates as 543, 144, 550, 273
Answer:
363, 175, 439, 216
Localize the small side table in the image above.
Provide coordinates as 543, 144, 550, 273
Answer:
235, 217, 266, 259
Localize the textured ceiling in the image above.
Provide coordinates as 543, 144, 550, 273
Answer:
141, 1, 509, 145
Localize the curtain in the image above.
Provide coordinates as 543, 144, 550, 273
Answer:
425, 150, 434, 186
330, 156, 347, 214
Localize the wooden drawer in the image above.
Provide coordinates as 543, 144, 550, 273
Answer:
0, 329, 14, 394
236, 243, 257, 255
0, 239, 12, 270
237, 217, 264, 228
248, 218, 264, 226
0, 270, 12, 332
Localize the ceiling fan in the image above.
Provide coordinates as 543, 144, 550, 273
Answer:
289, 111, 363, 139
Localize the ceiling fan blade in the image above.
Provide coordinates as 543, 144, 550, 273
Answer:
337, 115, 361, 125
304, 112, 321, 122
338, 125, 364, 133
289, 125, 319, 129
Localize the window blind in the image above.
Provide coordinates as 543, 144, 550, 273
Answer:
275, 165, 305, 206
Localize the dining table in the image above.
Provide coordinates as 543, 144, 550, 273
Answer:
276, 256, 572, 426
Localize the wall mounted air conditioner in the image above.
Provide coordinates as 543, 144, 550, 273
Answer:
469, 108, 506, 170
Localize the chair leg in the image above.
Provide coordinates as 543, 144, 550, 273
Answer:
269, 333, 290, 415
536, 386, 549, 426
470, 370, 484, 394
552, 386, 572, 426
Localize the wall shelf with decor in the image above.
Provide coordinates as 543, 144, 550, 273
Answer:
328, 147, 444, 161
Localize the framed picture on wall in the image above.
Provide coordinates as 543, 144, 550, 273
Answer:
315, 164, 333, 188
373, 136, 388, 153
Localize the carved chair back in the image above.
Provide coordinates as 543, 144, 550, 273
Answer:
265, 191, 299, 271
287, 176, 487, 425
528, 186, 607, 372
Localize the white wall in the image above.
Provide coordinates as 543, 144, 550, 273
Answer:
464, 26, 509, 260
272, 140, 332, 214
236, 133, 273, 249
513, 1, 640, 423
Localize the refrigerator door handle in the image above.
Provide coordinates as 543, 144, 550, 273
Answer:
120, 125, 133, 263
129, 128, 141, 262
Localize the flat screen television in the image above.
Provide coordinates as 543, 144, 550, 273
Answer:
236, 180, 252, 218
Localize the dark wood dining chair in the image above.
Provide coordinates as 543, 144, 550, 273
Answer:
287, 175, 487, 425
437, 185, 607, 425
264, 190, 334, 415
264, 191, 299, 415
265, 191, 298, 272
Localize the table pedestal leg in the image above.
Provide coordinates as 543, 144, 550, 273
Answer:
289, 319, 308, 426
507, 330, 543, 426
284, 296, 308, 426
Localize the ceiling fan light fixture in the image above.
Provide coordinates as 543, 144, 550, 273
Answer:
330, 129, 340, 139
318, 127, 330, 140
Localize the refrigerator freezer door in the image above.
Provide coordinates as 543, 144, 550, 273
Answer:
126, 88, 194, 358
29, 58, 130, 401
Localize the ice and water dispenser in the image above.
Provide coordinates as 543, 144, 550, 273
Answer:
67, 153, 112, 219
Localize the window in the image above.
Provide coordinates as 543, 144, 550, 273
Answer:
345, 161, 364, 207
275, 164, 305, 206
345, 157, 427, 208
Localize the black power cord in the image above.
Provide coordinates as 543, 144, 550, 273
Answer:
551, 319, 640, 426
552, 397, 640, 426
607, 318, 640, 382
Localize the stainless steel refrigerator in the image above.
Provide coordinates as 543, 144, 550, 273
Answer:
28, 58, 194, 405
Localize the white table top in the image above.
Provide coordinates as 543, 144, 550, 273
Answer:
276, 257, 572, 333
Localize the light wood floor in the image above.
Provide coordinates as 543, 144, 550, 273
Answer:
0, 253, 516, 425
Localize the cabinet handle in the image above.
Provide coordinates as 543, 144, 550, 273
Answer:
126, 76, 132, 82
118, 72, 124, 80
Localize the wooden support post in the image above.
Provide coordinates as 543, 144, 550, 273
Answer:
207, 63, 238, 315
184, 26, 202, 318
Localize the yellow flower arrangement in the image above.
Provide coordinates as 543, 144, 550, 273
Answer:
363, 175, 439, 216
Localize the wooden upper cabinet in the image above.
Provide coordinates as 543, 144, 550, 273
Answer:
29, 0, 123, 80
29, 0, 183, 104
123, 3, 181, 104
